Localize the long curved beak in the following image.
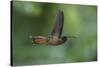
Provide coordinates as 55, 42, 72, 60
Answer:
67, 36, 78, 38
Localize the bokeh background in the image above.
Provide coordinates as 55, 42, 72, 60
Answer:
11, 1, 97, 66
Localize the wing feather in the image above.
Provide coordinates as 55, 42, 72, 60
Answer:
51, 10, 64, 38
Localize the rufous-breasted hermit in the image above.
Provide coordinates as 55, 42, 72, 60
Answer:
29, 10, 76, 45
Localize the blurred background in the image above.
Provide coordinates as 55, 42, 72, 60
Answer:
11, 1, 97, 66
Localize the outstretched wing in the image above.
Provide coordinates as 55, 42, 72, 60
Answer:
51, 10, 64, 38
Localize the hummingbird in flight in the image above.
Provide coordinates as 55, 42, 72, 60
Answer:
30, 10, 76, 45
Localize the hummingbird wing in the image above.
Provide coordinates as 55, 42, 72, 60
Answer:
51, 10, 64, 38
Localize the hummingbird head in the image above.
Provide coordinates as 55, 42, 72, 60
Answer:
62, 36, 67, 43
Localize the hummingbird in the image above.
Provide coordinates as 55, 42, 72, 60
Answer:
30, 10, 75, 45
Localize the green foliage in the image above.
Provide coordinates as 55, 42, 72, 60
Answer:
12, 1, 97, 66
